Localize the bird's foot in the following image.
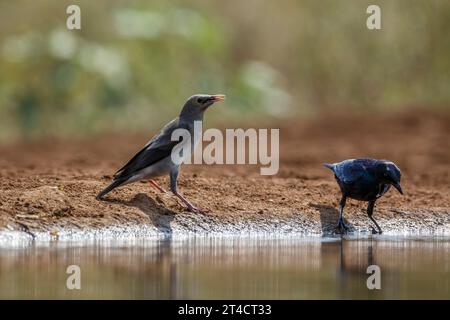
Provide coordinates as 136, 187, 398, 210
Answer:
187, 205, 210, 214
173, 192, 209, 214
335, 218, 350, 234
371, 227, 383, 235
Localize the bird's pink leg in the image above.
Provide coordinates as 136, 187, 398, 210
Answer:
173, 192, 208, 214
149, 180, 167, 193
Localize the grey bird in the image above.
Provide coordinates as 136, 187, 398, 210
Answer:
324, 158, 403, 234
96, 94, 226, 213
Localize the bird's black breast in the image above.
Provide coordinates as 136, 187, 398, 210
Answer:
337, 178, 390, 201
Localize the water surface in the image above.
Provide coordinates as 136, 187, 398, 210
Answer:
0, 235, 449, 299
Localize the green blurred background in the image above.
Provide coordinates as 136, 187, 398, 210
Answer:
0, 0, 449, 143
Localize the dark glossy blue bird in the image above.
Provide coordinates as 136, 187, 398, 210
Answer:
324, 158, 403, 234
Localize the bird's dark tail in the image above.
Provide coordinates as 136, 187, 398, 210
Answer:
96, 179, 125, 200
323, 163, 335, 171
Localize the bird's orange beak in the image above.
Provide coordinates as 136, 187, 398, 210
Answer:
211, 94, 226, 101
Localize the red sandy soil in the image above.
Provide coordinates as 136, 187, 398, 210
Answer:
0, 111, 449, 235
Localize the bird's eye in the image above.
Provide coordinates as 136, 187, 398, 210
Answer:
197, 98, 203, 104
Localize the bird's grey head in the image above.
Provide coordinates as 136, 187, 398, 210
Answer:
376, 161, 403, 195
180, 94, 226, 119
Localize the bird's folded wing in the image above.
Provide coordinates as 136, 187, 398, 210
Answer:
334, 161, 366, 184
114, 118, 189, 180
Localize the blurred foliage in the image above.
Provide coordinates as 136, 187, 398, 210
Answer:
0, 0, 449, 142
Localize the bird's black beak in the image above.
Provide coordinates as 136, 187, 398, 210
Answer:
393, 181, 403, 195
210, 94, 226, 102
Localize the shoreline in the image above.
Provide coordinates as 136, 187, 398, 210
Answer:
1, 212, 449, 246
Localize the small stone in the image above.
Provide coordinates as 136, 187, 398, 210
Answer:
50, 229, 59, 239
155, 195, 165, 204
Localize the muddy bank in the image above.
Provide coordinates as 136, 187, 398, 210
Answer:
0, 111, 449, 239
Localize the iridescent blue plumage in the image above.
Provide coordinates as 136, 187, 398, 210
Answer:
324, 158, 403, 234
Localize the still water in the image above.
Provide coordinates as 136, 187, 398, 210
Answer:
0, 235, 449, 299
